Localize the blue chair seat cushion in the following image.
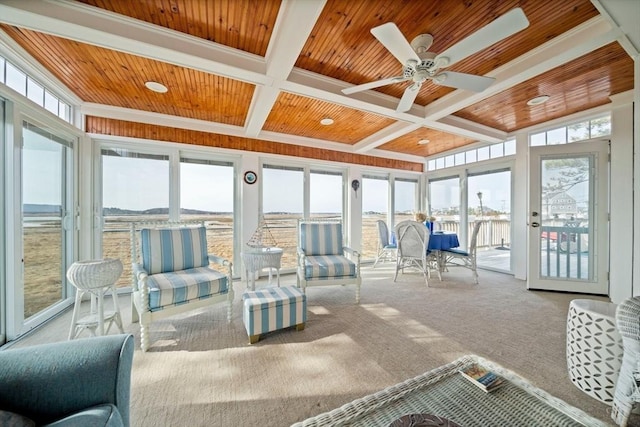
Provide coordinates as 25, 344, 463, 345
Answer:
147, 266, 228, 312
444, 248, 469, 256
304, 255, 356, 279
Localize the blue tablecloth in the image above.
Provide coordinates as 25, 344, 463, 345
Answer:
390, 229, 459, 251
429, 231, 459, 250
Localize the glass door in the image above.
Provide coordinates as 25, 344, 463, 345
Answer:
528, 141, 608, 293
467, 169, 512, 272
19, 121, 75, 334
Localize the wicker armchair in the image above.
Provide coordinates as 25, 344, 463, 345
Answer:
612, 296, 640, 426
394, 220, 440, 286
296, 219, 361, 303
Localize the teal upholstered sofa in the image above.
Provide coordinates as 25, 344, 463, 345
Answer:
0, 334, 134, 427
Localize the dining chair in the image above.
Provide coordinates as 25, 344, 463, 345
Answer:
394, 220, 441, 286
442, 220, 484, 284
373, 220, 397, 267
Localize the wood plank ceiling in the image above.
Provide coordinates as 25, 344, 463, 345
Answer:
0, 0, 635, 171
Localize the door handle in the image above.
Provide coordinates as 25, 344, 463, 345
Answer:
531, 222, 540, 228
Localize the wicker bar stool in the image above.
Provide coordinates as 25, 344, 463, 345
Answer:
67, 258, 124, 339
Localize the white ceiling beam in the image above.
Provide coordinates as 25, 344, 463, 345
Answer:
0, 0, 271, 85
591, 0, 640, 56
81, 103, 247, 137
423, 16, 615, 120
434, 116, 507, 143
245, 0, 327, 137
353, 122, 422, 153
286, 69, 515, 145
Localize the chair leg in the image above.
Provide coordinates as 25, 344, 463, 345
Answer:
140, 322, 150, 352
226, 299, 233, 323
110, 286, 125, 334
68, 289, 84, 340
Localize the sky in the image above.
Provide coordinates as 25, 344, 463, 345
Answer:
26, 147, 514, 216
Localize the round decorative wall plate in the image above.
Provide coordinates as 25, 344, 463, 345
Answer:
244, 171, 257, 185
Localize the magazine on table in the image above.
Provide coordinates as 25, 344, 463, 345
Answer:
459, 364, 505, 392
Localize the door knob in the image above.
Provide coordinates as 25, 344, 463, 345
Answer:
531, 222, 540, 227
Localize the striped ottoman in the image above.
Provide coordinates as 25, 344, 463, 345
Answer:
242, 286, 307, 344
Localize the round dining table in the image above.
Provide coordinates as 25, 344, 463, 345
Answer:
428, 230, 459, 251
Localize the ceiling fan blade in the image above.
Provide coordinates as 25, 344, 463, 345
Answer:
432, 71, 495, 92
435, 8, 529, 68
342, 76, 409, 95
396, 82, 421, 112
371, 22, 420, 65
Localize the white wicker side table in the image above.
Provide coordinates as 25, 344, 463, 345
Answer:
567, 299, 623, 404
67, 258, 125, 339
241, 247, 283, 291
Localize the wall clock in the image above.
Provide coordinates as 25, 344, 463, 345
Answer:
244, 171, 257, 185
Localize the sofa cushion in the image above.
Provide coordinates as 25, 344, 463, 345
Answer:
147, 266, 228, 311
141, 226, 209, 275
304, 255, 356, 279
0, 410, 35, 427
299, 223, 343, 256
43, 404, 123, 427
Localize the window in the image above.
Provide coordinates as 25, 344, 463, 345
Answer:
0, 55, 72, 124
361, 175, 389, 259
394, 178, 417, 225
427, 140, 515, 172
22, 121, 74, 320
428, 177, 460, 223
310, 170, 343, 219
180, 157, 235, 264
529, 115, 611, 146
262, 164, 304, 270
101, 148, 170, 286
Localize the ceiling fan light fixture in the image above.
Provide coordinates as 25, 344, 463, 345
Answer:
320, 118, 334, 125
527, 95, 550, 106
418, 139, 430, 145
145, 81, 168, 93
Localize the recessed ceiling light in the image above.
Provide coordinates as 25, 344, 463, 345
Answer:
320, 118, 334, 125
418, 139, 430, 145
527, 95, 550, 106
145, 81, 168, 93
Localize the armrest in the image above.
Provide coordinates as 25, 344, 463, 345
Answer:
131, 263, 148, 292
208, 254, 231, 268
208, 255, 233, 279
0, 334, 134, 427
296, 247, 307, 265
343, 246, 361, 260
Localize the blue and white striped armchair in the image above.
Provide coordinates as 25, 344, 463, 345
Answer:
296, 219, 361, 303
130, 222, 233, 351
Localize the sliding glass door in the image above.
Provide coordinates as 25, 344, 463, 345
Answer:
20, 120, 75, 334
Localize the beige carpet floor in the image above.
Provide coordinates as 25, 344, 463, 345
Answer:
9, 264, 632, 426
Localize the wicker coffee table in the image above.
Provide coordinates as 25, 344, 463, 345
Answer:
291, 355, 608, 427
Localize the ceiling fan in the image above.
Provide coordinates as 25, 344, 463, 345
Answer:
342, 8, 530, 112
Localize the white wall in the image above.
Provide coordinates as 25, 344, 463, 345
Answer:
512, 132, 529, 280
609, 93, 634, 303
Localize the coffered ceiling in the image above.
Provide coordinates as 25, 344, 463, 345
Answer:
0, 0, 635, 171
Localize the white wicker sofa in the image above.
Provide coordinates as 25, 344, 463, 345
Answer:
130, 221, 233, 351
